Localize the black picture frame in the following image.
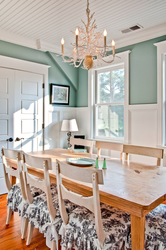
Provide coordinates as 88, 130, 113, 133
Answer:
51, 84, 70, 105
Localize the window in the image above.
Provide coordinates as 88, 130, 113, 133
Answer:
89, 50, 130, 142
95, 66, 124, 140
154, 40, 166, 147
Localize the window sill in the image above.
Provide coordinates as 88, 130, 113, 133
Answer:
90, 138, 124, 144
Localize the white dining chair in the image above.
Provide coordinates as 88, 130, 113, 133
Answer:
70, 138, 94, 154
95, 140, 123, 159
1, 148, 45, 240
1, 148, 25, 224
123, 144, 164, 166
56, 159, 131, 250
22, 153, 77, 250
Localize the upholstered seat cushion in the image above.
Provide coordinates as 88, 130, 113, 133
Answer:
61, 203, 166, 250
22, 185, 78, 248
7, 183, 45, 213
126, 204, 166, 250
60, 203, 131, 250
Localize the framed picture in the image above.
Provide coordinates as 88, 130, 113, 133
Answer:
51, 84, 70, 105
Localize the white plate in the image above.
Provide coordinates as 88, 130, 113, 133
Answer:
66, 158, 95, 166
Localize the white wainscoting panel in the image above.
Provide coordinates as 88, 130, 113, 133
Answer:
75, 107, 91, 140
128, 106, 159, 165
46, 104, 164, 166
47, 106, 77, 149
48, 111, 60, 149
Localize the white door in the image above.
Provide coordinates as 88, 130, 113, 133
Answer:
0, 68, 44, 194
14, 70, 43, 152
0, 68, 15, 194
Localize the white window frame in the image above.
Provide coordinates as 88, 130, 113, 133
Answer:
88, 50, 130, 143
154, 40, 166, 146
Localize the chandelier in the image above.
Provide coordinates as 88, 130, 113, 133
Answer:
60, 0, 116, 70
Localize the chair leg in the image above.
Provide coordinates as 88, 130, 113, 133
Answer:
51, 241, 57, 250
6, 207, 13, 225
21, 218, 29, 239
26, 223, 34, 245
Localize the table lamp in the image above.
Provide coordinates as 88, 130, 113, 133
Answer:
61, 119, 78, 148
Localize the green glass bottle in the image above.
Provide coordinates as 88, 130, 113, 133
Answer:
95, 157, 99, 169
102, 158, 107, 169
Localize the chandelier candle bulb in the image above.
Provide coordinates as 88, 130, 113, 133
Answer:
103, 29, 107, 47
60, 0, 116, 69
61, 38, 65, 54
112, 40, 115, 55
75, 28, 79, 47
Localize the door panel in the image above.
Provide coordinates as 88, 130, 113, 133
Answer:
0, 68, 44, 194
0, 68, 15, 194
14, 71, 43, 152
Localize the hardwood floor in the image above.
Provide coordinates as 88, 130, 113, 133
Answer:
0, 194, 50, 250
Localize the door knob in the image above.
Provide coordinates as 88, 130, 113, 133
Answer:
6, 137, 13, 142
15, 137, 24, 142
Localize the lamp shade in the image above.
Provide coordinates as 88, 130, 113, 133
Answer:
61, 119, 78, 132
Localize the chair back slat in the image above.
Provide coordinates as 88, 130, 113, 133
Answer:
1, 148, 26, 200
22, 153, 56, 222
27, 174, 45, 192
2, 148, 20, 160
57, 160, 103, 184
95, 141, 123, 158
60, 184, 94, 212
23, 153, 52, 170
5, 167, 19, 178
70, 138, 93, 154
123, 144, 164, 166
123, 144, 163, 158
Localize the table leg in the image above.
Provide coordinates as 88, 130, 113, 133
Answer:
131, 214, 145, 250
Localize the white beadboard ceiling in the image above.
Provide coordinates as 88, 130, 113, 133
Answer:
0, 0, 166, 53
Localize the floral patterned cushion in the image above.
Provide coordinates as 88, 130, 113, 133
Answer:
61, 203, 166, 250
60, 203, 131, 250
7, 183, 45, 213
22, 186, 78, 248
126, 204, 166, 250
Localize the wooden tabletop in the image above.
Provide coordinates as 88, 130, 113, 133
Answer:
7, 148, 166, 250
28, 148, 166, 217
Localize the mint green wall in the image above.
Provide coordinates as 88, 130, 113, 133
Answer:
76, 35, 166, 106
77, 67, 88, 107
116, 35, 166, 105
1, 35, 166, 107
0, 40, 78, 107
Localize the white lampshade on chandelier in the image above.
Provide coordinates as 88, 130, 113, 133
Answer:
60, 0, 116, 70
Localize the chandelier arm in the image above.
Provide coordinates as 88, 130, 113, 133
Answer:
60, 0, 116, 70
101, 56, 115, 64
73, 58, 84, 68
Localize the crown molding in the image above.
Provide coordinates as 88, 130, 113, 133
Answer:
0, 28, 62, 53
154, 40, 166, 48
115, 23, 166, 49
0, 23, 166, 54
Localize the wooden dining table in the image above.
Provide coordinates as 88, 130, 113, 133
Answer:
7, 148, 166, 250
